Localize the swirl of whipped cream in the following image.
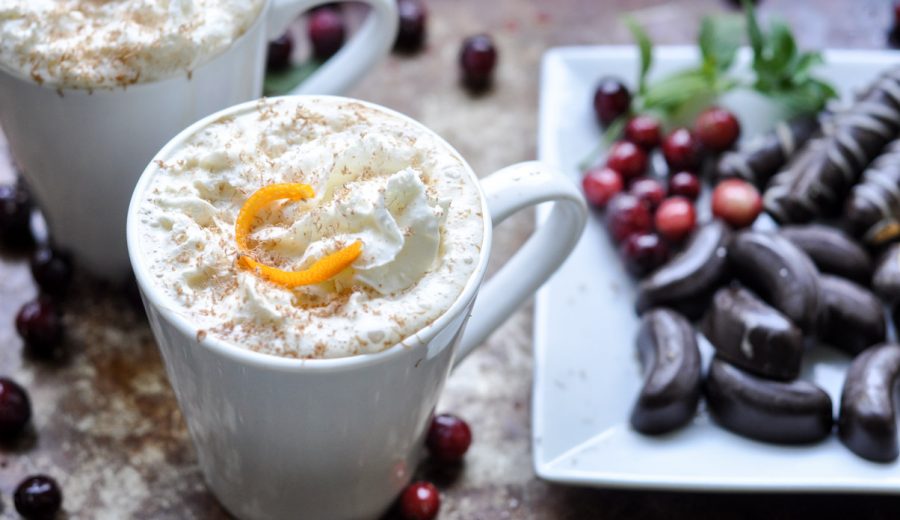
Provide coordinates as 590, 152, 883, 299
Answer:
252, 168, 448, 295
138, 98, 484, 359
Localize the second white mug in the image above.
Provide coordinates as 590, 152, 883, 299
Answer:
0, 0, 398, 279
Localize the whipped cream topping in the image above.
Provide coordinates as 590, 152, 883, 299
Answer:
136, 98, 484, 359
0, 0, 264, 89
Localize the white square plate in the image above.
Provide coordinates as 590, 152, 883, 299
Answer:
533, 46, 900, 493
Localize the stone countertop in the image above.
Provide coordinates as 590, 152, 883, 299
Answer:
2, 0, 900, 518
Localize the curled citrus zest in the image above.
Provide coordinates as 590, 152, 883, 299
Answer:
234, 183, 362, 287
235, 183, 315, 251
238, 240, 363, 288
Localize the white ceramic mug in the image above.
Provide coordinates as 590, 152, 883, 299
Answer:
0, 0, 397, 279
127, 96, 587, 520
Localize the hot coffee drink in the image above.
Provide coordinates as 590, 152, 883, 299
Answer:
134, 97, 484, 359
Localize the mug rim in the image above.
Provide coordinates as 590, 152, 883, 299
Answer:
127, 95, 493, 373
0, 0, 271, 91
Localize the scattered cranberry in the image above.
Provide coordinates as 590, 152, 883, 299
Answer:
394, 0, 427, 52
662, 128, 701, 172
15, 298, 64, 358
593, 78, 631, 127
582, 167, 624, 208
30, 247, 73, 297
606, 193, 653, 243
620, 233, 670, 277
712, 179, 763, 229
0, 182, 33, 247
399, 481, 440, 520
606, 141, 648, 181
629, 178, 666, 212
890, 2, 900, 48
624, 115, 662, 150
459, 34, 497, 91
266, 33, 294, 71
308, 8, 345, 61
695, 107, 741, 152
0, 377, 31, 439
668, 171, 701, 201
655, 197, 697, 243
426, 413, 472, 463
14, 475, 62, 520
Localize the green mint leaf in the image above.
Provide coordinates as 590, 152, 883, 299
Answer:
765, 20, 798, 80
744, 0, 764, 61
792, 51, 824, 82
699, 15, 744, 74
640, 70, 713, 114
625, 16, 653, 95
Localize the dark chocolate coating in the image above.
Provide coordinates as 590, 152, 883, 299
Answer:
728, 231, 822, 331
764, 138, 827, 223
872, 243, 900, 303
716, 115, 819, 188
702, 286, 803, 381
817, 275, 886, 356
630, 309, 703, 435
636, 221, 732, 319
779, 224, 873, 285
765, 68, 900, 224
843, 139, 900, 244
838, 343, 900, 462
705, 358, 833, 444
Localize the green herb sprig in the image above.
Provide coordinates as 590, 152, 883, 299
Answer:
581, 1, 836, 171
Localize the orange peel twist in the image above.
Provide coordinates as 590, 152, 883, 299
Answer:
234, 183, 362, 288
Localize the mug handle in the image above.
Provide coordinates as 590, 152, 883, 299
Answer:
267, 0, 399, 95
453, 161, 588, 367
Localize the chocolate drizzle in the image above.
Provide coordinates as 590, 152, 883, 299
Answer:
764, 68, 900, 223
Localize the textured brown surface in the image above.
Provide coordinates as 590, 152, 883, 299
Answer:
2, 0, 900, 518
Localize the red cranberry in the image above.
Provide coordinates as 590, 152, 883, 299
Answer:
308, 8, 345, 61
624, 115, 662, 150
31, 247, 73, 297
0, 182, 33, 247
0, 378, 31, 439
668, 171, 701, 201
582, 167, 623, 208
620, 233, 670, 277
606, 193, 653, 243
655, 197, 697, 243
399, 481, 440, 520
15, 298, 64, 358
712, 179, 762, 229
426, 413, 472, 463
606, 141, 648, 181
266, 33, 294, 71
394, 0, 427, 52
629, 178, 666, 212
695, 107, 741, 152
662, 128, 701, 172
593, 77, 631, 127
14, 475, 62, 520
460, 34, 497, 91
890, 3, 900, 47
